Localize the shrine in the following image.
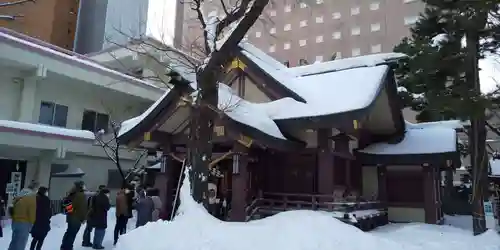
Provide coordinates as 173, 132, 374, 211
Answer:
116, 41, 461, 230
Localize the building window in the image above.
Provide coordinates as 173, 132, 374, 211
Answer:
81, 110, 110, 132
332, 31, 341, 39
300, 20, 308, 27
332, 12, 341, 19
269, 10, 276, 16
351, 7, 360, 15
371, 23, 381, 32
371, 44, 382, 53
315, 56, 323, 62
38, 101, 68, 127
299, 39, 307, 47
369, 2, 380, 10
255, 31, 261, 38
315, 16, 324, 23
316, 0, 323, 4
270, 27, 276, 34
269, 45, 276, 53
284, 5, 291, 12
316, 35, 324, 43
352, 48, 361, 56
404, 16, 419, 25
284, 42, 291, 50
300, 2, 307, 8
284, 24, 291, 31
351, 27, 361, 36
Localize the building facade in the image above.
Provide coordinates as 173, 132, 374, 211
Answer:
0, 0, 79, 49
179, 0, 425, 66
0, 28, 164, 202
74, 0, 181, 54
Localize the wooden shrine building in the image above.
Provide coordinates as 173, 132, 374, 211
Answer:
116, 41, 461, 229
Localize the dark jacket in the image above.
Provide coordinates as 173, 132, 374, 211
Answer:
30, 193, 51, 238
135, 195, 154, 227
66, 187, 87, 223
87, 192, 111, 229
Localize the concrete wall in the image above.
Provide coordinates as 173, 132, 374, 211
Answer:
0, 65, 151, 201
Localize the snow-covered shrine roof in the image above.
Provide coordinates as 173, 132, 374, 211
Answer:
357, 121, 460, 166
238, 43, 406, 120
117, 41, 408, 149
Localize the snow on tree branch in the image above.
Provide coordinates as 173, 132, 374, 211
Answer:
95, 116, 147, 185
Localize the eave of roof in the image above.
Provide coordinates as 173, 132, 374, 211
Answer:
0, 28, 160, 91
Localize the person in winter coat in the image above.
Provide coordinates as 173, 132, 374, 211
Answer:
60, 181, 87, 250
29, 187, 51, 250
148, 188, 163, 221
113, 185, 131, 245
82, 188, 110, 249
134, 190, 153, 228
8, 185, 37, 250
82, 185, 105, 248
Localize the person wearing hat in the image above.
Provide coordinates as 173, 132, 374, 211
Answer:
8, 182, 37, 250
29, 186, 51, 250
60, 181, 87, 250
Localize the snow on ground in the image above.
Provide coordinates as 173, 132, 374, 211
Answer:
2, 178, 500, 250
112, 175, 500, 250
0, 209, 136, 250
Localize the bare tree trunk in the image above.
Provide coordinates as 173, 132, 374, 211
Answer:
187, 0, 269, 208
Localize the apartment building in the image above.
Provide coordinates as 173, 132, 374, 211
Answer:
0, 0, 79, 49
0, 28, 164, 202
179, 0, 425, 66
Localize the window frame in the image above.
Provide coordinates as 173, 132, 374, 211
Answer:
38, 101, 68, 127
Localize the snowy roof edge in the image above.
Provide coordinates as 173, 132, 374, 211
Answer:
0, 28, 159, 91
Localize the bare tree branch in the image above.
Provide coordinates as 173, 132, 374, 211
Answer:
0, 0, 35, 8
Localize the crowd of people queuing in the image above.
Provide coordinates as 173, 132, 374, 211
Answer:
0, 180, 163, 250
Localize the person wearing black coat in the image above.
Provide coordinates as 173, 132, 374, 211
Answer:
0, 198, 5, 238
82, 188, 110, 249
29, 187, 51, 250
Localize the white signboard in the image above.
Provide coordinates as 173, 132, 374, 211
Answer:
5, 183, 15, 194
11, 172, 22, 194
484, 201, 494, 217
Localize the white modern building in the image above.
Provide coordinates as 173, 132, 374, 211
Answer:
74, 0, 181, 54
0, 28, 165, 202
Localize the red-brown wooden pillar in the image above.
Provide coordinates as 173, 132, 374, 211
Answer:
317, 129, 334, 196
230, 142, 249, 221
423, 164, 437, 224
377, 165, 387, 205
161, 145, 176, 220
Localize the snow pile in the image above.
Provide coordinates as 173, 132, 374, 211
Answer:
115, 175, 405, 250
113, 173, 500, 250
